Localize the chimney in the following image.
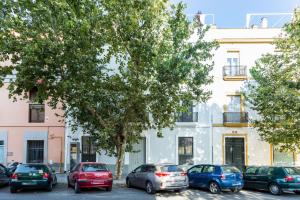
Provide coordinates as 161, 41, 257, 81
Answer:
260, 17, 268, 28
195, 11, 206, 25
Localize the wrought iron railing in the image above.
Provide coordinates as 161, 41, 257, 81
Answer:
223, 65, 247, 77
176, 112, 198, 122
223, 112, 249, 124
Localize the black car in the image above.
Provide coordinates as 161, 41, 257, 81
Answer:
7, 162, 20, 174
0, 164, 10, 186
243, 166, 300, 195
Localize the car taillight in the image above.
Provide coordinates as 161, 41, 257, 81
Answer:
108, 172, 113, 178
11, 173, 18, 180
285, 176, 294, 182
79, 173, 86, 179
155, 172, 170, 177
221, 174, 226, 180
180, 172, 187, 176
43, 173, 49, 179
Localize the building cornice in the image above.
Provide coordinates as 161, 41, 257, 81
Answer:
217, 38, 276, 44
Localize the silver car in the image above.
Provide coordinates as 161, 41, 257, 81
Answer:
126, 164, 189, 194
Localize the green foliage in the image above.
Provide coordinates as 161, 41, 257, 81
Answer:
0, 0, 217, 177
246, 10, 300, 152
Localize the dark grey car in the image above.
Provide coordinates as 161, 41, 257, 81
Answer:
0, 164, 10, 186
126, 164, 188, 194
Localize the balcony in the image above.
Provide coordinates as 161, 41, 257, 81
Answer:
223, 112, 249, 127
223, 65, 247, 81
176, 112, 198, 122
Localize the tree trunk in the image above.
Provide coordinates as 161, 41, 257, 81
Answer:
115, 134, 126, 180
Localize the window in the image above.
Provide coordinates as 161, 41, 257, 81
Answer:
177, 102, 198, 122
27, 140, 44, 163
245, 167, 257, 175
178, 137, 193, 165
284, 167, 300, 175
273, 147, 294, 166
144, 165, 156, 172
268, 167, 285, 177
0, 141, 4, 164
202, 165, 215, 173
29, 104, 45, 123
81, 136, 97, 162
29, 87, 38, 102
133, 166, 142, 173
221, 166, 240, 173
189, 166, 203, 174
226, 52, 240, 76
257, 167, 268, 175
82, 164, 107, 172
227, 95, 241, 112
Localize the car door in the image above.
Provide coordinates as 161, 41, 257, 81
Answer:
244, 167, 258, 189
69, 164, 80, 186
255, 167, 269, 190
0, 165, 9, 184
135, 165, 148, 188
199, 165, 215, 188
187, 165, 204, 187
129, 165, 143, 188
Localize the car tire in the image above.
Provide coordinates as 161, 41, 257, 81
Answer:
10, 187, 17, 193
75, 181, 81, 194
47, 182, 53, 192
231, 188, 241, 193
106, 187, 112, 192
67, 178, 72, 188
269, 183, 282, 195
209, 181, 221, 194
295, 191, 300, 195
174, 189, 182, 193
126, 178, 132, 188
146, 181, 155, 194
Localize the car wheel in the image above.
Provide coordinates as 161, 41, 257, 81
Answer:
295, 191, 300, 195
67, 178, 72, 188
146, 181, 155, 194
231, 188, 241, 193
126, 178, 132, 188
209, 181, 221, 194
75, 181, 81, 194
10, 186, 17, 193
47, 182, 53, 192
106, 187, 112, 192
269, 183, 282, 195
174, 189, 182, 193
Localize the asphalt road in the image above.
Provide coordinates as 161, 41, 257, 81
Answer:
0, 183, 299, 200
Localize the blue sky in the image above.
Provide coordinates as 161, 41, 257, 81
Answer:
171, 0, 300, 28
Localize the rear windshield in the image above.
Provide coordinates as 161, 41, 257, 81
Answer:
16, 165, 49, 173
284, 167, 300, 175
82, 164, 107, 172
221, 166, 240, 173
160, 165, 183, 172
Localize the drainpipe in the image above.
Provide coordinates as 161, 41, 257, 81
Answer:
211, 112, 214, 164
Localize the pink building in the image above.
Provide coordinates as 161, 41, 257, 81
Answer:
0, 80, 65, 171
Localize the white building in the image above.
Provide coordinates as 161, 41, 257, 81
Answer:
64, 15, 300, 174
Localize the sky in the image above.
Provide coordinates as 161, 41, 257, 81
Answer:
171, 0, 300, 28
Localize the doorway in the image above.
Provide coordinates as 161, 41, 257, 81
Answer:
225, 137, 245, 170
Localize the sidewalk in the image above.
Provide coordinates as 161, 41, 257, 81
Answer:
55, 173, 126, 187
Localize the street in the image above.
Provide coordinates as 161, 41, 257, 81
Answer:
0, 183, 299, 200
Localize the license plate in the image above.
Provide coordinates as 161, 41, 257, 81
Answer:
92, 180, 104, 184
22, 182, 37, 186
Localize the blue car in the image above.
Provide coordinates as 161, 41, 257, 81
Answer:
187, 164, 244, 194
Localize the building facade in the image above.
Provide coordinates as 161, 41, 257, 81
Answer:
0, 68, 65, 171
64, 18, 300, 174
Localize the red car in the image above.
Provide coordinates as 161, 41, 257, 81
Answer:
67, 162, 113, 193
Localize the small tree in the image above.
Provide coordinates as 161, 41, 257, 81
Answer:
246, 9, 300, 153
0, 0, 217, 178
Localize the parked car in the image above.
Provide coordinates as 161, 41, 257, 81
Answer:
187, 165, 244, 194
7, 162, 20, 174
67, 162, 113, 193
243, 166, 300, 195
9, 163, 57, 193
126, 164, 188, 194
0, 164, 10, 186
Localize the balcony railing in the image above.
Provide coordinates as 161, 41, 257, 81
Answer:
223, 65, 247, 80
176, 112, 198, 122
223, 112, 249, 126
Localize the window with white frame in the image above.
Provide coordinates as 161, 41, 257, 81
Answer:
227, 95, 241, 112
273, 147, 294, 166
226, 52, 240, 76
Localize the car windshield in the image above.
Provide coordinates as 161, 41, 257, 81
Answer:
16, 164, 48, 173
160, 165, 183, 172
284, 167, 300, 175
82, 164, 107, 172
222, 166, 240, 173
